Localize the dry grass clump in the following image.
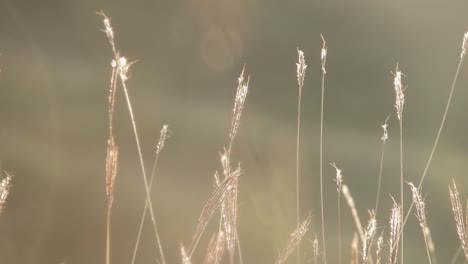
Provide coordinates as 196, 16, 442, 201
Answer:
90, 11, 468, 264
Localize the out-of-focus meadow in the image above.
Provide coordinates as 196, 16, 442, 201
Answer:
0, 0, 468, 263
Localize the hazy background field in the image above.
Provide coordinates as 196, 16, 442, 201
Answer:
1, 0, 468, 263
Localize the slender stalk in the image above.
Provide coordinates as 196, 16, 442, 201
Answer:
319, 68, 325, 263
331, 163, 342, 264
106, 206, 112, 264
337, 189, 341, 264
296, 87, 302, 264
375, 117, 389, 217
399, 118, 404, 264
295, 49, 307, 264
451, 246, 462, 264
319, 35, 328, 264
392, 64, 405, 264
98, 12, 166, 264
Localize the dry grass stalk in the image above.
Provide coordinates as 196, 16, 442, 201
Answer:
98, 11, 165, 264
0, 172, 12, 215
449, 180, 468, 261
274, 214, 312, 264
295, 48, 307, 264
103, 17, 120, 263
407, 182, 433, 263
375, 116, 389, 218
388, 198, 402, 264
319, 34, 328, 264
342, 184, 365, 242
362, 210, 377, 264
350, 233, 359, 264
212, 68, 249, 263
331, 162, 342, 264
203, 232, 226, 264
392, 64, 406, 264
460, 31, 468, 59
188, 167, 241, 257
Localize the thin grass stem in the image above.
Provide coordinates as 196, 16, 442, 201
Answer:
98, 12, 166, 264
375, 116, 389, 217
319, 35, 327, 264
295, 49, 307, 264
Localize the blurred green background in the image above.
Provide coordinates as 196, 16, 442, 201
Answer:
1, 0, 468, 263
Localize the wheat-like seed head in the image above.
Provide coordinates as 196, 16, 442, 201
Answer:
330, 162, 342, 194
320, 34, 327, 75
408, 182, 428, 230
296, 49, 307, 95
449, 180, 468, 260
381, 116, 389, 142
0, 172, 12, 215
105, 136, 119, 209
388, 198, 402, 264
362, 210, 377, 263
229, 67, 249, 146
376, 232, 384, 264
460, 30, 468, 59
392, 65, 405, 121
156, 125, 171, 156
